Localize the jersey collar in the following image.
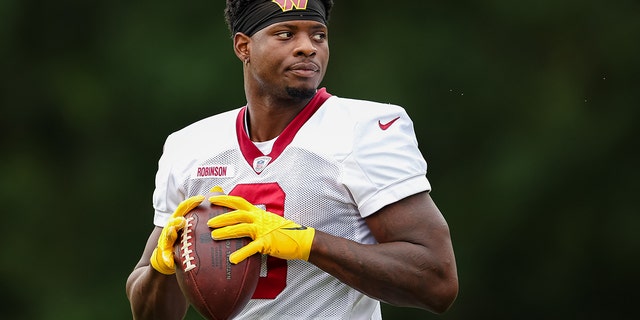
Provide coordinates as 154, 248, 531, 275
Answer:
236, 88, 332, 174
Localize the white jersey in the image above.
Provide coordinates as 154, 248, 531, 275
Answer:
152, 88, 431, 319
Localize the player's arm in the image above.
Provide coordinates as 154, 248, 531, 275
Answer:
126, 193, 207, 319
125, 227, 189, 320
208, 191, 458, 313
309, 191, 458, 314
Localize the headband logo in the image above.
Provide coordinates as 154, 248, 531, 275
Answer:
272, 0, 308, 12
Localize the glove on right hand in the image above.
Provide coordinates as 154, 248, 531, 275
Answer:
150, 195, 205, 275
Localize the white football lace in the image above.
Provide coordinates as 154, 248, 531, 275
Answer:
179, 217, 197, 272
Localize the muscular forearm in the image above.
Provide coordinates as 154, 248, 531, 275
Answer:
126, 265, 189, 320
308, 231, 458, 314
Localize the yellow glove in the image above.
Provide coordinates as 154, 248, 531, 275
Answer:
150, 195, 205, 275
207, 195, 315, 264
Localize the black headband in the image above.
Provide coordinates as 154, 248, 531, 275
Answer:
233, 0, 328, 36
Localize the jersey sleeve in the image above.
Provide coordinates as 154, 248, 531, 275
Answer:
342, 104, 431, 218
152, 132, 188, 227
150, 109, 241, 227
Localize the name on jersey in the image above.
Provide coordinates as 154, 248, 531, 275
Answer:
191, 165, 235, 179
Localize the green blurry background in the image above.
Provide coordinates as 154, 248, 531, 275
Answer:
1, 0, 638, 319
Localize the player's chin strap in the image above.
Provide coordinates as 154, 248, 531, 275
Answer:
207, 195, 315, 264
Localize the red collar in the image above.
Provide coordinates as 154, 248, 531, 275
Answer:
236, 88, 332, 174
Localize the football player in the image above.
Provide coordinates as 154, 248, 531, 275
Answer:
126, 1, 458, 319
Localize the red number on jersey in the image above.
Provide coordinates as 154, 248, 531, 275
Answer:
229, 183, 287, 299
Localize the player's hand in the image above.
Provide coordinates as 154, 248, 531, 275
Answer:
207, 195, 315, 264
150, 195, 205, 275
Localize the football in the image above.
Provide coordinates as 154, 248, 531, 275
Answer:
173, 195, 261, 320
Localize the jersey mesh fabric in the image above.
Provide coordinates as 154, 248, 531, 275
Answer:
153, 93, 429, 319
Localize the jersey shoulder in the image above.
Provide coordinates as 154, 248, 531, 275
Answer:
159, 108, 241, 164
325, 95, 407, 119
320, 95, 414, 133
164, 108, 240, 147
170, 108, 240, 140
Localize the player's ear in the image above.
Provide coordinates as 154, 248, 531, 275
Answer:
233, 32, 251, 64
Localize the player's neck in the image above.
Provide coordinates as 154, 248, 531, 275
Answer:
244, 86, 315, 142
245, 102, 305, 142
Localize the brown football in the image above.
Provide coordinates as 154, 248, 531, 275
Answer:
173, 195, 260, 320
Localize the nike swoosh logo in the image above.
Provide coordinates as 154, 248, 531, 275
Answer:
282, 226, 308, 231
378, 117, 400, 130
